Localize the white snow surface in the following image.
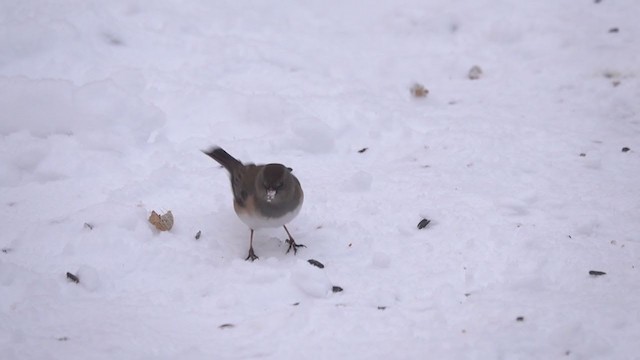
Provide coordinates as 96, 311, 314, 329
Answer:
1, 0, 639, 359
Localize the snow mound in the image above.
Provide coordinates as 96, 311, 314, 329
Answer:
290, 260, 332, 298
0, 77, 165, 142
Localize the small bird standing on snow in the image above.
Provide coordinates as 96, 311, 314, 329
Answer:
203, 147, 305, 261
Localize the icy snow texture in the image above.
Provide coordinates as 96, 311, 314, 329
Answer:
1, 0, 639, 359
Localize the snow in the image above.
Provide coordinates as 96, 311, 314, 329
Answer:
1, 0, 639, 359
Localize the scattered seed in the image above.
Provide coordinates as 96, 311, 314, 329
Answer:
377, 306, 387, 310
410, 83, 429, 98
102, 33, 124, 46
358, 147, 368, 153
565, 350, 571, 356
516, 316, 525, 322
308, 259, 325, 269
83, 223, 94, 230
332, 286, 343, 293
66, 272, 79, 284
622, 147, 630, 152
195, 230, 201, 240
579, 153, 586, 157
417, 218, 431, 229
464, 293, 471, 297
589, 270, 606, 276
57, 337, 69, 341
468, 65, 483, 80
608, 27, 619, 33
218, 323, 234, 329
1, 248, 11, 254
149, 210, 174, 231
292, 302, 300, 306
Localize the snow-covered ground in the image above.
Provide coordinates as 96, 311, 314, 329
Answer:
1, 0, 639, 359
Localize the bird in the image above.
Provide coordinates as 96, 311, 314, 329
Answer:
203, 146, 305, 261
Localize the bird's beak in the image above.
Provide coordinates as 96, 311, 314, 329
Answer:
266, 189, 276, 202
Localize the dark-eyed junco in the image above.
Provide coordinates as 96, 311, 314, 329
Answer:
203, 146, 305, 261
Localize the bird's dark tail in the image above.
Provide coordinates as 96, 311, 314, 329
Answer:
202, 147, 243, 172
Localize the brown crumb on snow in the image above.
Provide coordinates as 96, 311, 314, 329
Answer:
149, 210, 174, 231
410, 83, 429, 98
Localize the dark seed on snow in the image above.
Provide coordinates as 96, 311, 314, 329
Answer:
195, 230, 202, 240
83, 223, 94, 230
292, 302, 300, 306
622, 147, 630, 152
589, 270, 606, 276
516, 316, 525, 322
358, 147, 368, 153
1, 248, 11, 254
66, 272, 79, 284
219, 323, 234, 329
332, 286, 343, 293
58, 337, 69, 341
308, 259, 325, 269
468, 65, 483, 80
579, 153, 586, 157
378, 306, 387, 310
608, 27, 619, 33
417, 218, 431, 229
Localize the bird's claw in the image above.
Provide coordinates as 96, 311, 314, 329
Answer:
285, 239, 306, 255
245, 247, 259, 261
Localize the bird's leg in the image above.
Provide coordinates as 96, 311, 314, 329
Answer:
246, 229, 259, 261
283, 225, 306, 254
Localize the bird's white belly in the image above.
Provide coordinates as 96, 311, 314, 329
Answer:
236, 204, 302, 229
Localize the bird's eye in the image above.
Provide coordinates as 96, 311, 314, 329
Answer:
265, 182, 283, 191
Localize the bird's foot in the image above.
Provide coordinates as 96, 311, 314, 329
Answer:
285, 239, 306, 255
245, 247, 259, 261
